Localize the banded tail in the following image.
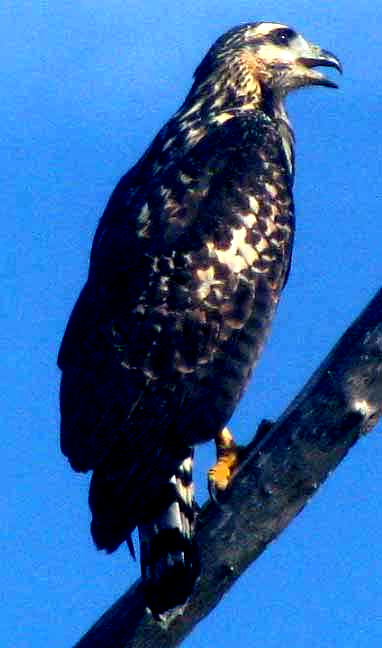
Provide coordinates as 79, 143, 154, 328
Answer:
138, 451, 200, 617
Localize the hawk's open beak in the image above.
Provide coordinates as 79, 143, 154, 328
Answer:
298, 46, 342, 88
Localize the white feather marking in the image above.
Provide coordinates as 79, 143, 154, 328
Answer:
196, 265, 223, 299
248, 195, 260, 213
265, 182, 278, 198
239, 212, 256, 228
213, 226, 258, 273
211, 112, 234, 125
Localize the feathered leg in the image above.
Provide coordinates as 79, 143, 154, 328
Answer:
139, 450, 200, 617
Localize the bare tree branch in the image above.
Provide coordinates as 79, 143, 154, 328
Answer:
74, 288, 382, 648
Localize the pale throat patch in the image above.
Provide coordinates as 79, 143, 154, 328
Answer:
271, 98, 295, 176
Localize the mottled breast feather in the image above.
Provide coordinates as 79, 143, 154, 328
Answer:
58, 106, 294, 547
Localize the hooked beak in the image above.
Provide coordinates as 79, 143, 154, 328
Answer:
297, 45, 342, 88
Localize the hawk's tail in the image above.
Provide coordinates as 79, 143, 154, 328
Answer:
138, 451, 200, 617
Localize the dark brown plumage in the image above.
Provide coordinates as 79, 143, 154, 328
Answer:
58, 22, 341, 616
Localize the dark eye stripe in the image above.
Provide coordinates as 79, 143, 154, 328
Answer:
270, 28, 297, 46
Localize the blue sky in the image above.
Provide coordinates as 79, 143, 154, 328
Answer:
3, 2, 382, 646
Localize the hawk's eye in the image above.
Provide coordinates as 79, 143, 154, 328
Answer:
270, 28, 297, 46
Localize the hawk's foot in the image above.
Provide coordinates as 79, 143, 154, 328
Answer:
208, 427, 242, 504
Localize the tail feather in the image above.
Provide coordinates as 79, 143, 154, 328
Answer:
138, 452, 200, 617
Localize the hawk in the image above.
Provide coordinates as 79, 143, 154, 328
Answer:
58, 22, 341, 616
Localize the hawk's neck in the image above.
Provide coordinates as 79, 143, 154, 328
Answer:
178, 55, 295, 177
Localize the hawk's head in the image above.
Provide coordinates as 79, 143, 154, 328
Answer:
193, 22, 342, 101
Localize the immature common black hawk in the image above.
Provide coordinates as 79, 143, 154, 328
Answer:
58, 22, 341, 616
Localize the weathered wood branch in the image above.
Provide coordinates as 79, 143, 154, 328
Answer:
74, 288, 382, 648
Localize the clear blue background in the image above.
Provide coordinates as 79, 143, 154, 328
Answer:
3, 2, 382, 646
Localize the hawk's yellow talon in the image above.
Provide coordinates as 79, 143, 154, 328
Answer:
208, 462, 231, 491
208, 427, 241, 501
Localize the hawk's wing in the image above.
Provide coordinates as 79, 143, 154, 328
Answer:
58, 111, 294, 545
